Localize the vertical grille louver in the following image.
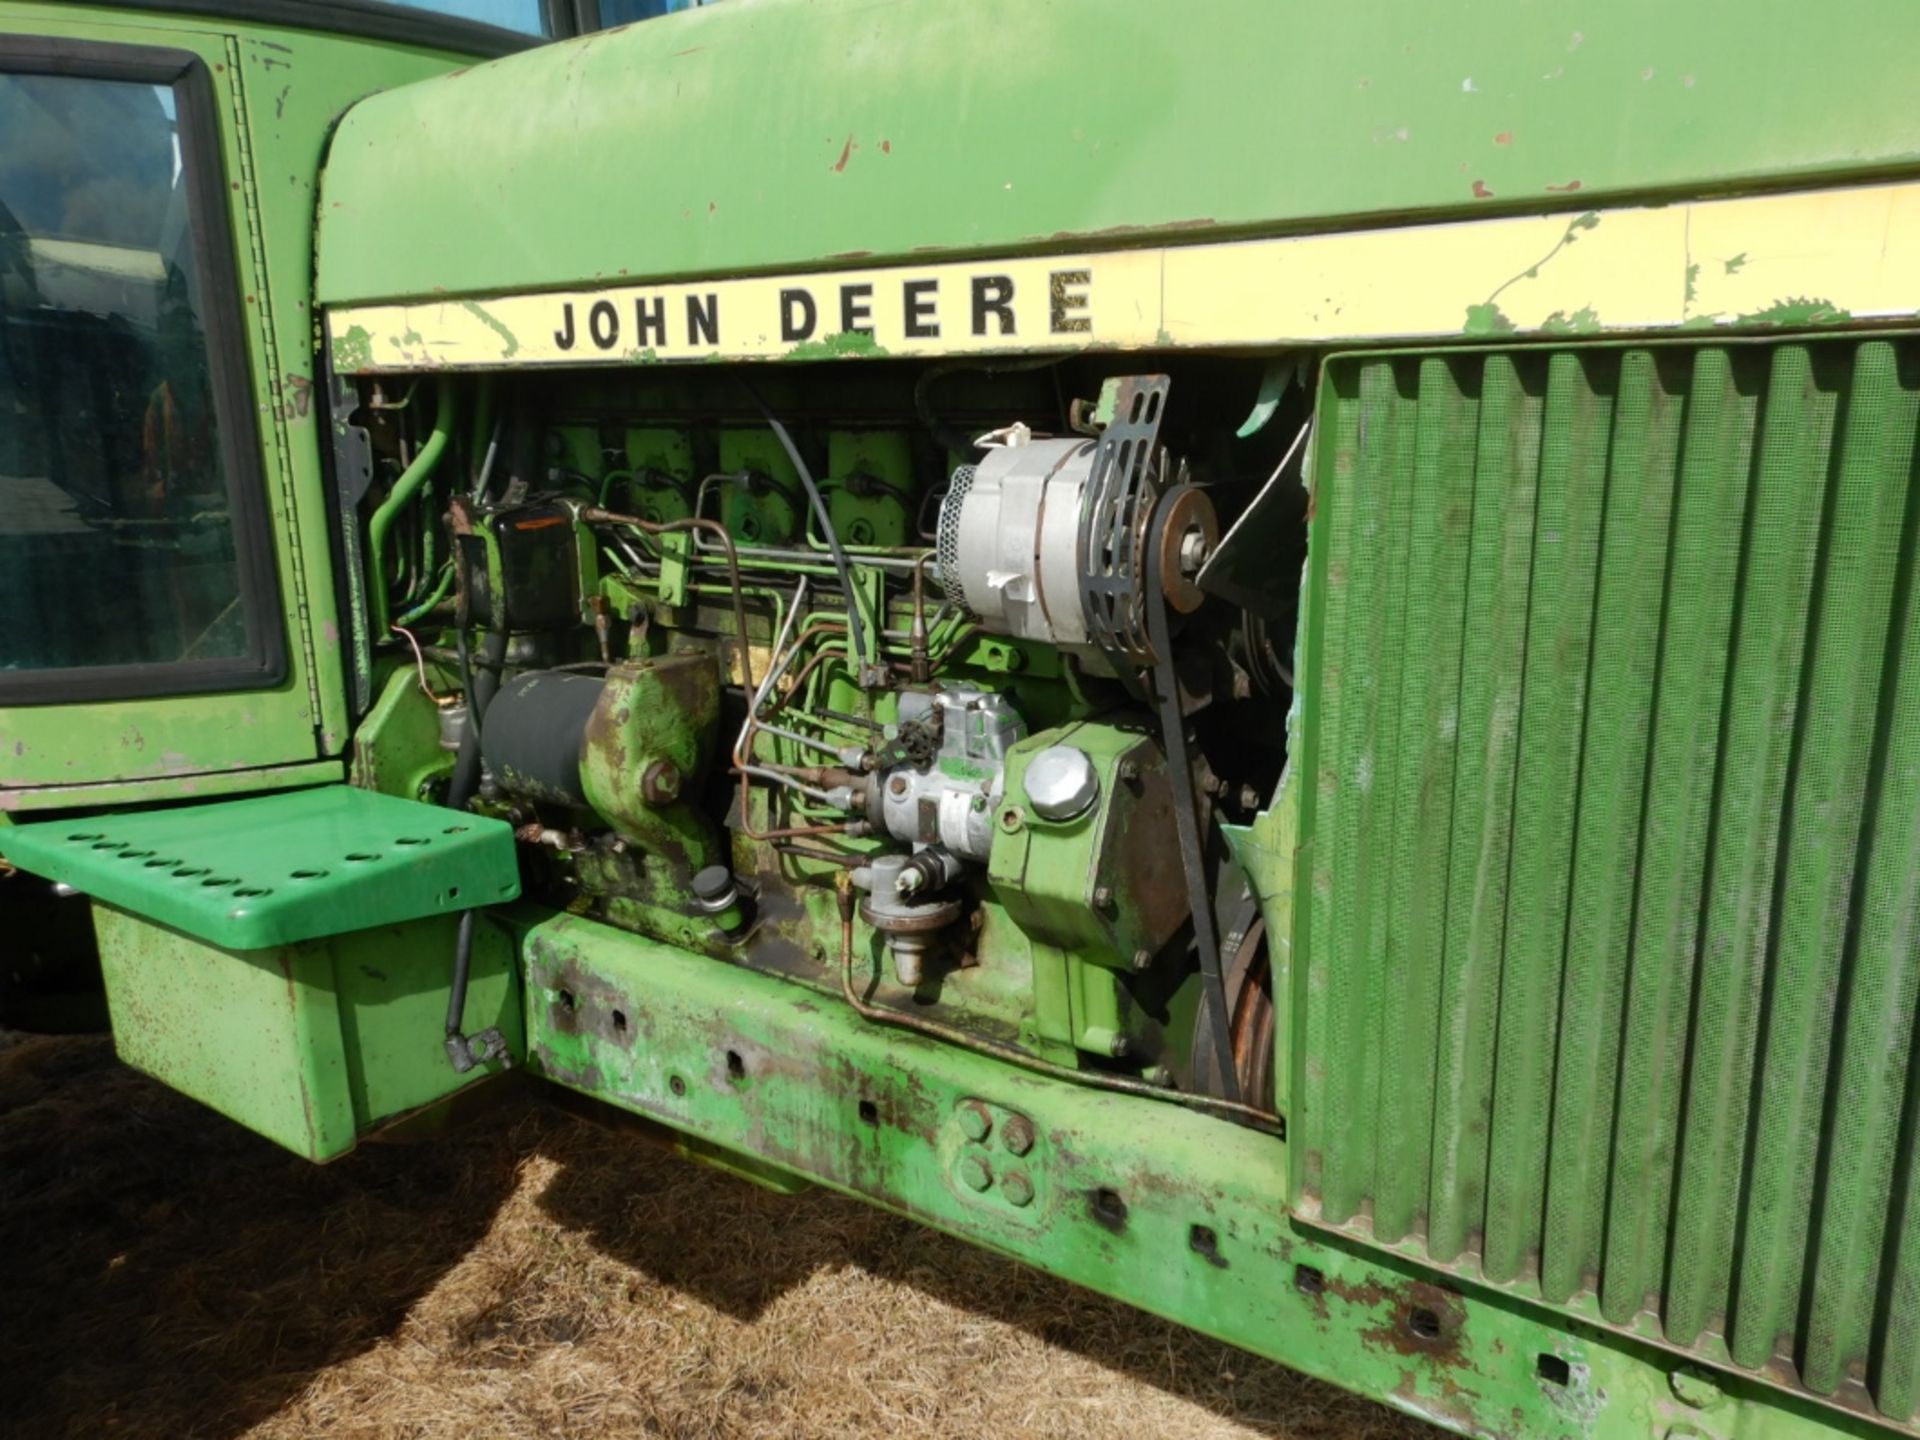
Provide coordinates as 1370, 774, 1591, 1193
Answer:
1296, 337, 1920, 1426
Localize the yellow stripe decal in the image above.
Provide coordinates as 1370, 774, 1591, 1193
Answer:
328, 180, 1920, 370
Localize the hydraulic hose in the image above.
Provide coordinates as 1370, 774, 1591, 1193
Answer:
445, 908, 476, 1047
446, 624, 505, 813
367, 375, 457, 635
737, 378, 871, 681
442, 617, 506, 1072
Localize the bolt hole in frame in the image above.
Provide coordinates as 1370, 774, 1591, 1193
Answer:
1188, 1223, 1226, 1267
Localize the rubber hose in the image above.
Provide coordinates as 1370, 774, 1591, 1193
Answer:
737, 379, 870, 679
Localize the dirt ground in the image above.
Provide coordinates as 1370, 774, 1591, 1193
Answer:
0, 1032, 1435, 1440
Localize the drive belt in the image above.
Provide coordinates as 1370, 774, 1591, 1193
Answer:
1142, 484, 1241, 1104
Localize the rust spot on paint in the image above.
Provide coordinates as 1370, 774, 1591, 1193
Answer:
880, 139, 892, 154
1471, 179, 1495, 199
832, 134, 855, 173
708, 201, 717, 213
1493, 131, 1512, 145
1547, 179, 1584, 192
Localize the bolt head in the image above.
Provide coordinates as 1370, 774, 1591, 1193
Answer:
957, 1099, 993, 1142
641, 759, 682, 804
1108, 1033, 1132, 1058
959, 1153, 993, 1192
1131, 948, 1153, 971
1001, 1114, 1036, 1156
1093, 886, 1115, 913
888, 774, 909, 796
1669, 1367, 1722, 1410
1001, 1170, 1035, 1207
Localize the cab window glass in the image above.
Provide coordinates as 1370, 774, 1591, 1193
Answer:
378, 1, 549, 34
596, 0, 718, 23
0, 69, 257, 684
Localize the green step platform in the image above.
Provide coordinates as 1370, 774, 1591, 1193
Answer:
0, 786, 526, 1159
0, 785, 519, 947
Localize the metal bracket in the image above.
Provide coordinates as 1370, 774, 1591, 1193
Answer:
1076, 374, 1171, 670
446, 1026, 512, 1075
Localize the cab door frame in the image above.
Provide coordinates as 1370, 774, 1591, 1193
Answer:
0, 31, 287, 709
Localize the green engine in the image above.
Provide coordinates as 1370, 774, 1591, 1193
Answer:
350, 359, 1300, 1113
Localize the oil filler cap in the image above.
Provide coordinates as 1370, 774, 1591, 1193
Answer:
1024, 745, 1100, 822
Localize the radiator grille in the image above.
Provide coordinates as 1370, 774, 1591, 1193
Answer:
1295, 337, 1920, 1424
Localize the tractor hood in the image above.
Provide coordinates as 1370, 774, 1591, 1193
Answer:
315, 0, 1920, 308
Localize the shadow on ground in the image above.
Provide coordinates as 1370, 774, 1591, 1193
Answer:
0, 1034, 1431, 1440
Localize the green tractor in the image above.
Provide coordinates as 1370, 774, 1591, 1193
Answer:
3, 4, 1919, 1437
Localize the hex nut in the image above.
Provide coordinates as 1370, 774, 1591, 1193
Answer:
957, 1099, 993, 1142
1001, 1114, 1036, 1156
641, 759, 682, 804
959, 1153, 993, 1192
1002, 1170, 1035, 1207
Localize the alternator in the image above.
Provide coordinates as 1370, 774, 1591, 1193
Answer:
934, 376, 1213, 669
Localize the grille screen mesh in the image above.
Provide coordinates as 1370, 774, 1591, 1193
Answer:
1295, 338, 1920, 1424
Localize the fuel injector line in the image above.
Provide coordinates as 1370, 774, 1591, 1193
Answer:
582, 509, 754, 696
834, 874, 1283, 1133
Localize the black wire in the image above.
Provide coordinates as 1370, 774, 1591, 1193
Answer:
446, 909, 476, 1043
735, 377, 871, 680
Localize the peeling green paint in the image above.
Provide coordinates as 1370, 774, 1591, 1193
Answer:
1541, 305, 1603, 334
1463, 301, 1517, 336
458, 299, 521, 357
1724, 252, 1749, 274
334, 322, 375, 371
1685, 262, 1702, 304
785, 330, 890, 360
1741, 296, 1850, 326
1473, 210, 1602, 334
